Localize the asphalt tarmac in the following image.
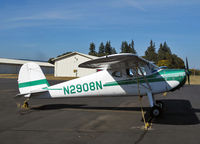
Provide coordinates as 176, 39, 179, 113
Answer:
0, 78, 200, 144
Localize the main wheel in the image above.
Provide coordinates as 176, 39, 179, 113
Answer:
150, 105, 162, 118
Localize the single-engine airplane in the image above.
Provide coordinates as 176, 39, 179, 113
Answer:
15, 53, 190, 121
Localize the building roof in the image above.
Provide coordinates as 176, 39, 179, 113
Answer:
0, 58, 54, 67
52, 52, 98, 62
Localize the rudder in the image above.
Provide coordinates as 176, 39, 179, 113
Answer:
18, 62, 49, 94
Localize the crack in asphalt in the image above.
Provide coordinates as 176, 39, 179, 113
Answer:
134, 130, 148, 144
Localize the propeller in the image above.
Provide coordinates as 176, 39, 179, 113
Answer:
185, 57, 190, 85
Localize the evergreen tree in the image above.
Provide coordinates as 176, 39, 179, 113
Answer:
111, 48, 117, 54
159, 43, 163, 51
158, 41, 172, 60
88, 42, 97, 56
129, 40, 136, 54
169, 54, 185, 69
120, 41, 125, 53
121, 40, 136, 53
98, 42, 105, 56
121, 41, 129, 53
157, 41, 184, 69
105, 41, 112, 55
144, 40, 157, 63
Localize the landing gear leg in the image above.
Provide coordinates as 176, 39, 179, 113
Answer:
147, 92, 163, 118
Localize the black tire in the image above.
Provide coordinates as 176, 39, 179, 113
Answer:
150, 105, 162, 118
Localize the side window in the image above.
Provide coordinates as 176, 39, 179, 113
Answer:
126, 67, 146, 77
126, 69, 135, 77
126, 68, 138, 77
112, 71, 122, 77
138, 67, 146, 76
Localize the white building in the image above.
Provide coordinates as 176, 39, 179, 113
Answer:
52, 52, 97, 77
0, 58, 54, 74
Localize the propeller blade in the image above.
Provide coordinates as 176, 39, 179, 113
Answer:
185, 57, 190, 85
186, 57, 189, 71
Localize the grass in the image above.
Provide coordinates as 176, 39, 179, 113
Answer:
45, 74, 77, 81
0, 74, 18, 79
186, 75, 200, 85
0, 74, 200, 84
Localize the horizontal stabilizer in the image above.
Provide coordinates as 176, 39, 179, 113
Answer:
15, 89, 49, 99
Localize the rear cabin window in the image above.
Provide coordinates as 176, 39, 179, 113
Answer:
112, 71, 122, 77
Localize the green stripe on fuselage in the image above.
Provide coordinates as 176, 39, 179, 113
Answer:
18, 79, 49, 88
103, 69, 186, 87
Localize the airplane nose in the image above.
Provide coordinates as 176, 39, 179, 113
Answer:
170, 70, 186, 91
182, 71, 187, 85
177, 70, 187, 88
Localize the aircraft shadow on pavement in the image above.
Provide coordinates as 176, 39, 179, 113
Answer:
151, 99, 200, 125
31, 99, 199, 125
31, 103, 148, 111
31, 104, 87, 110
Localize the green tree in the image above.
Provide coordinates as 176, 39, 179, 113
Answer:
98, 42, 105, 56
157, 60, 170, 67
105, 41, 112, 55
158, 41, 172, 60
157, 41, 184, 69
120, 41, 125, 53
88, 42, 97, 56
111, 48, 117, 54
120, 41, 129, 53
157, 42, 172, 67
121, 40, 136, 53
129, 40, 136, 54
144, 40, 157, 63
169, 54, 185, 69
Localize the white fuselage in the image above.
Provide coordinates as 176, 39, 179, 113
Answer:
36, 69, 185, 99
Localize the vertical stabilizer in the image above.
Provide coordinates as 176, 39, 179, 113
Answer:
18, 62, 49, 94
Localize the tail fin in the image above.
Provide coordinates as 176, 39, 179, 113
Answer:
18, 62, 49, 95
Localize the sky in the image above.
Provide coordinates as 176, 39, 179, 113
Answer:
0, 0, 200, 69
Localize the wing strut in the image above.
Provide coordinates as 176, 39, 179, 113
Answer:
138, 66, 152, 91
136, 66, 151, 130
137, 66, 163, 119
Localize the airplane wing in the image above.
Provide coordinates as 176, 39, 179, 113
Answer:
79, 53, 158, 70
